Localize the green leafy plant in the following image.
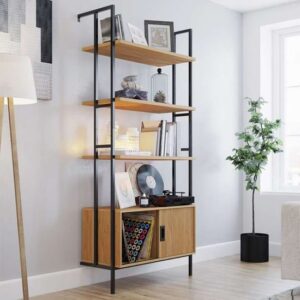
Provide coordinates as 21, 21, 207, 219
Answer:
227, 98, 282, 234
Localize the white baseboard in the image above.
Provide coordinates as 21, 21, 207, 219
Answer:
0, 240, 240, 300
270, 242, 281, 257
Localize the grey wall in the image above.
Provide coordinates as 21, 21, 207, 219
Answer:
0, 0, 242, 281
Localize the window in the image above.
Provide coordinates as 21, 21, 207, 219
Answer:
281, 33, 300, 189
261, 23, 300, 192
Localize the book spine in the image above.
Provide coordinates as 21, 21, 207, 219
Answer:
164, 122, 177, 156
165, 130, 169, 156
160, 120, 167, 156
169, 123, 173, 156
173, 122, 177, 156
156, 127, 161, 156
115, 15, 120, 40
118, 14, 125, 40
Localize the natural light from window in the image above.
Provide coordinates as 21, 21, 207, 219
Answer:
261, 22, 300, 193
283, 34, 300, 188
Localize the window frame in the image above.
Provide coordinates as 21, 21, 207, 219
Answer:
270, 25, 300, 192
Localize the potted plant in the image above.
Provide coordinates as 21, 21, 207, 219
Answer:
227, 98, 282, 262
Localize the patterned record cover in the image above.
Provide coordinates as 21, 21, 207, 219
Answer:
123, 217, 152, 263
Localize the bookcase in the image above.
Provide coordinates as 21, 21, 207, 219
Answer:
78, 4, 195, 294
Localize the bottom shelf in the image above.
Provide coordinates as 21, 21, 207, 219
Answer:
80, 253, 193, 269
118, 253, 194, 269
81, 206, 196, 269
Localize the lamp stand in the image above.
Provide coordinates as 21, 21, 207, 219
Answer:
0, 97, 29, 300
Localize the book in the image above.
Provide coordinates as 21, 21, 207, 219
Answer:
159, 120, 167, 156
140, 120, 177, 157
99, 150, 151, 156
165, 130, 169, 155
100, 14, 125, 43
140, 121, 161, 155
166, 122, 177, 156
140, 132, 158, 155
156, 127, 161, 156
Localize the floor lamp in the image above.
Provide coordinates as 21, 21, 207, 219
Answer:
0, 54, 37, 300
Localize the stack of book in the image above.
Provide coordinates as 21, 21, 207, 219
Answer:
122, 214, 155, 263
100, 14, 125, 42
140, 120, 177, 156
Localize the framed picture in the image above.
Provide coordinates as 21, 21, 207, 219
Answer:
0, 0, 52, 100
128, 23, 148, 46
115, 172, 136, 209
144, 20, 175, 52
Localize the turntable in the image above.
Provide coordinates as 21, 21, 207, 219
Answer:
135, 164, 194, 207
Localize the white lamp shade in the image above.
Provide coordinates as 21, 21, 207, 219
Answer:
0, 53, 37, 105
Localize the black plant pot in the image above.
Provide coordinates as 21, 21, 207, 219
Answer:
241, 233, 269, 263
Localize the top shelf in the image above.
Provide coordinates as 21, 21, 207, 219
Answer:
82, 40, 195, 67
82, 97, 195, 113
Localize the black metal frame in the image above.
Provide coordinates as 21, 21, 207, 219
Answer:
173, 28, 193, 277
78, 5, 193, 294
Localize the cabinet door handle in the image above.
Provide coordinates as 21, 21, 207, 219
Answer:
160, 225, 165, 241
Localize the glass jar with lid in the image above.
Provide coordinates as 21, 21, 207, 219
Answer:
151, 68, 168, 103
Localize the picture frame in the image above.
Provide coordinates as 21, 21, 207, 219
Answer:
128, 23, 148, 46
115, 172, 136, 209
144, 20, 175, 52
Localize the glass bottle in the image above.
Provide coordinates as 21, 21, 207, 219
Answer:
151, 68, 168, 103
139, 193, 150, 207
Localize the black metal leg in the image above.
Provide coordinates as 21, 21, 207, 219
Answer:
111, 269, 115, 294
189, 255, 193, 276
110, 5, 116, 295
78, 4, 117, 295
93, 12, 99, 267
172, 38, 177, 194
174, 29, 194, 280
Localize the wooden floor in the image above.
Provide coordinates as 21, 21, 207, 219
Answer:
33, 256, 300, 300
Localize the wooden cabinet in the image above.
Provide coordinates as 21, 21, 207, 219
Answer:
82, 205, 195, 268
82, 208, 122, 267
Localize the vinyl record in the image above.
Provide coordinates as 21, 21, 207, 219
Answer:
136, 164, 164, 195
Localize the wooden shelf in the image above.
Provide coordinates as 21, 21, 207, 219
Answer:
83, 205, 195, 214
82, 98, 195, 114
81, 155, 193, 161
82, 40, 195, 67
119, 205, 195, 213
118, 253, 194, 269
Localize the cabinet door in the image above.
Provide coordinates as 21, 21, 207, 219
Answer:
159, 207, 195, 258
